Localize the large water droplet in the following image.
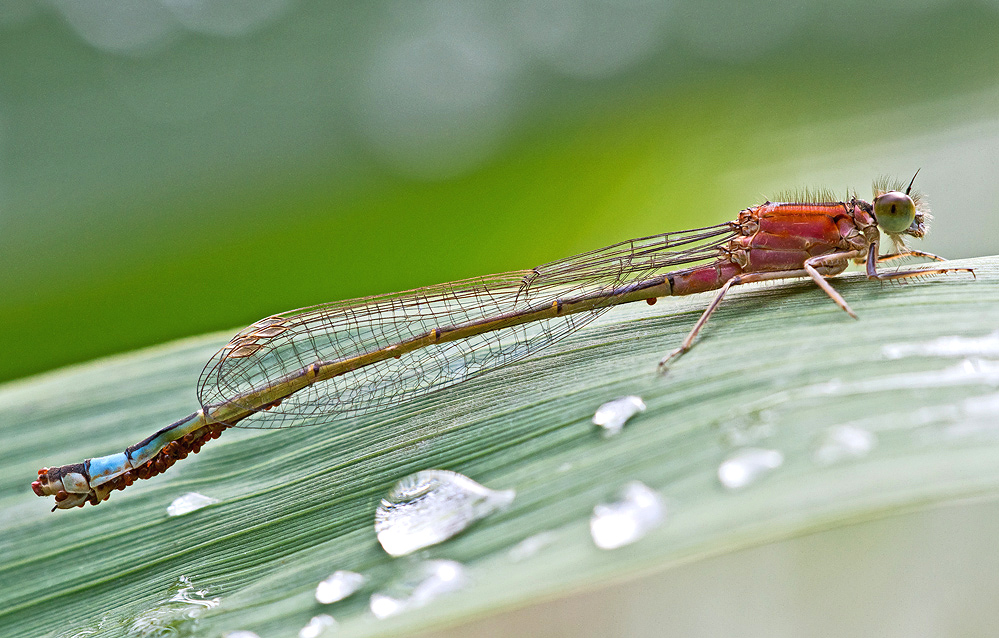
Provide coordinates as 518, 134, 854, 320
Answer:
814, 425, 876, 465
369, 560, 467, 619
592, 395, 646, 436
315, 571, 366, 605
717, 448, 784, 490
589, 481, 665, 550
375, 470, 515, 557
298, 614, 337, 638
167, 492, 219, 516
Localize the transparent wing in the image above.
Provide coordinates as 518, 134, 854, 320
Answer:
197, 222, 736, 428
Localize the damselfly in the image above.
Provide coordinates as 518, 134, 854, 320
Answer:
33, 176, 973, 510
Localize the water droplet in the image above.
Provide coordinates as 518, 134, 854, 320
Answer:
592, 395, 646, 436
508, 531, 558, 562
369, 560, 467, 620
224, 632, 261, 638
933, 359, 999, 387
128, 576, 219, 637
167, 492, 219, 516
815, 378, 844, 395
718, 448, 784, 490
814, 425, 876, 465
589, 481, 665, 550
719, 409, 777, 446
963, 392, 999, 417
315, 571, 366, 605
883, 330, 999, 359
933, 392, 999, 440
375, 470, 515, 557
298, 614, 337, 638
66, 617, 112, 638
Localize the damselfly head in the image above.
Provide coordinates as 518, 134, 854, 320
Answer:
872, 175, 931, 243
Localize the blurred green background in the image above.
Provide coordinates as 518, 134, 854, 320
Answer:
1, 0, 997, 383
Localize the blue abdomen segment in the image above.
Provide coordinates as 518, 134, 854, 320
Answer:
84, 411, 208, 488
86, 453, 131, 487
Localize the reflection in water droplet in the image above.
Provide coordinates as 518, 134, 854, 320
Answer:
127, 576, 220, 637
315, 571, 366, 604
167, 492, 219, 516
718, 448, 784, 490
369, 560, 467, 620
375, 470, 515, 557
882, 331, 999, 359
508, 531, 558, 562
592, 395, 646, 436
298, 614, 337, 638
589, 482, 664, 550
814, 425, 876, 465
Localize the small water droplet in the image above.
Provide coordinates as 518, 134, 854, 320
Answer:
507, 531, 558, 562
66, 617, 112, 638
224, 632, 261, 638
883, 330, 999, 359
298, 614, 337, 638
375, 470, 515, 557
167, 492, 219, 516
816, 378, 844, 395
589, 481, 665, 550
814, 425, 876, 465
315, 571, 366, 604
128, 576, 220, 637
369, 560, 467, 619
963, 392, 999, 417
718, 448, 784, 490
933, 392, 999, 440
719, 409, 777, 446
592, 395, 646, 436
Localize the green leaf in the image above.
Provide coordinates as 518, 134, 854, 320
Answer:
1, 256, 996, 638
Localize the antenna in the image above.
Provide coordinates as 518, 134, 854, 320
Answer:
905, 168, 921, 195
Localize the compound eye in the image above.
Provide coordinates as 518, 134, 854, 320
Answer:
873, 191, 916, 235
